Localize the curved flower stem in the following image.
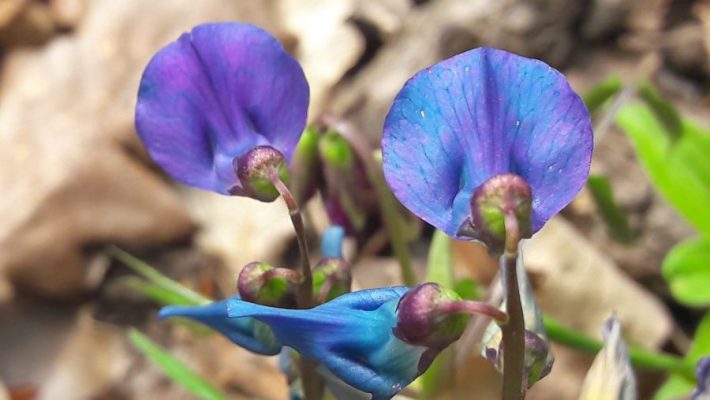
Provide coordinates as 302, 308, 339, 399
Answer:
501, 210, 525, 400
317, 114, 417, 286
268, 172, 323, 400
438, 301, 509, 325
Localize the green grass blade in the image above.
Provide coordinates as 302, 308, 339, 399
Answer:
128, 329, 228, 400
107, 246, 210, 306
587, 175, 635, 243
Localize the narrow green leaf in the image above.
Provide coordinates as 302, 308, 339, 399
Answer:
616, 103, 710, 238
425, 230, 454, 288
663, 239, 710, 306
107, 246, 210, 306
128, 329, 228, 400
637, 82, 683, 140
587, 175, 635, 243
583, 75, 623, 114
119, 277, 199, 306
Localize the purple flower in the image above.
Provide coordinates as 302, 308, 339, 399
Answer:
135, 23, 309, 195
382, 48, 592, 238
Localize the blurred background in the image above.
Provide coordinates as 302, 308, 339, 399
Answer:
0, 0, 708, 399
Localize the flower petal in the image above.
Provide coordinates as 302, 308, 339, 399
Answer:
159, 299, 281, 355
136, 22, 309, 194
578, 315, 636, 400
382, 47, 592, 236
226, 287, 423, 399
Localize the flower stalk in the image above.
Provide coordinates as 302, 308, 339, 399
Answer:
501, 208, 526, 400
268, 171, 324, 400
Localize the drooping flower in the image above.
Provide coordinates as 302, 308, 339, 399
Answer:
135, 23, 309, 198
160, 287, 421, 399
382, 47, 592, 240
160, 284, 507, 399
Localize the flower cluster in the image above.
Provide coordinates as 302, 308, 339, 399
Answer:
135, 21, 592, 400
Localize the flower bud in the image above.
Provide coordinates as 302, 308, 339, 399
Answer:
483, 330, 553, 388
393, 283, 471, 350
237, 262, 300, 308
481, 249, 554, 388
312, 257, 351, 303
290, 124, 323, 204
460, 173, 533, 255
578, 315, 636, 400
318, 131, 376, 234
233, 145, 288, 202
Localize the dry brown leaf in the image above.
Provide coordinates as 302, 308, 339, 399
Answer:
38, 309, 131, 400
279, 0, 364, 114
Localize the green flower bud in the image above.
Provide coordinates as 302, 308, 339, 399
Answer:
237, 262, 300, 308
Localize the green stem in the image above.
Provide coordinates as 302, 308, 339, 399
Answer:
543, 316, 696, 381
269, 173, 324, 400
501, 211, 525, 400
319, 115, 417, 286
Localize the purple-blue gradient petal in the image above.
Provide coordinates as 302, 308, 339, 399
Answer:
226, 287, 424, 399
135, 23, 309, 194
382, 47, 593, 237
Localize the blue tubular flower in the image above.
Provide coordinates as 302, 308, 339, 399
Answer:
159, 298, 281, 356
135, 23, 309, 196
382, 47, 592, 238
161, 287, 428, 399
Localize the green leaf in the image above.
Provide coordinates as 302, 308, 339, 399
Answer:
654, 312, 710, 399
425, 230, 454, 288
663, 238, 710, 306
107, 246, 210, 306
637, 82, 683, 140
119, 277, 200, 306
653, 375, 694, 400
128, 329, 228, 400
587, 175, 635, 243
616, 103, 710, 238
583, 75, 623, 114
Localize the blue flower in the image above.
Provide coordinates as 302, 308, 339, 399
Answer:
159, 297, 281, 356
135, 22, 309, 195
382, 47, 592, 238
160, 287, 430, 400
